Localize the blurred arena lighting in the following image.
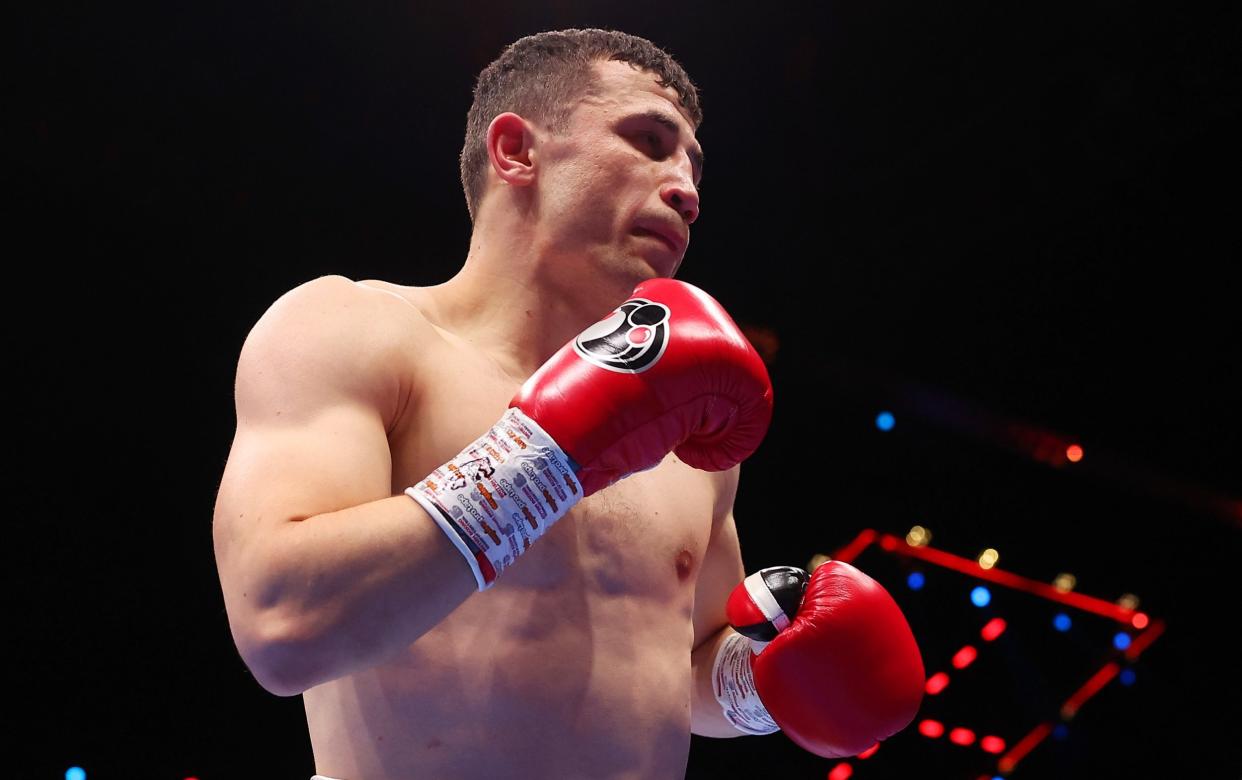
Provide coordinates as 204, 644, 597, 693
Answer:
925, 671, 950, 695
951, 645, 978, 669
818, 360, 1241, 527
829, 528, 1166, 776
906, 525, 932, 547
876, 410, 895, 431
827, 762, 853, 780
807, 552, 832, 571
997, 722, 1053, 773
738, 322, 779, 365
980, 735, 1006, 754
980, 617, 1006, 641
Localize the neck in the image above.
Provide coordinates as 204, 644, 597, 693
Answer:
425, 209, 637, 382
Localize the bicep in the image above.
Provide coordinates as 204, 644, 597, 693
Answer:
213, 404, 392, 565
212, 276, 416, 622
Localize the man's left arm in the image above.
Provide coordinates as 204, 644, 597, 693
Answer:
689, 464, 749, 738
687, 463, 927, 754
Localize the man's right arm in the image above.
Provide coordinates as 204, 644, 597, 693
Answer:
212, 275, 475, 697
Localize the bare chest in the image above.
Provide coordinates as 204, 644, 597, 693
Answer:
388, 335, 716, 601
302, 316, 718, 777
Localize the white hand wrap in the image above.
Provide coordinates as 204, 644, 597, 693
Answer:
712, 631, 780, 735
405, 407, 582, 591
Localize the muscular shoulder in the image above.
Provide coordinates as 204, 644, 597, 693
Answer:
236, 274, 443, 432
275, 274, 431, 320
251, 274, 439, 359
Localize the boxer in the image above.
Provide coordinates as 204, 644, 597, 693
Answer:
212, 28, 923, 779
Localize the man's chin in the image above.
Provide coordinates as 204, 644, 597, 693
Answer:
639, 261, 679, 283
592, 252, 679, 294
640, 252, 681, 280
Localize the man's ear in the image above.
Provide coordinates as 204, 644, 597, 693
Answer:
486, 112, 538, 188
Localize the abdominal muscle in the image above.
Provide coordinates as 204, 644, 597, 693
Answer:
302, 472, 706, 780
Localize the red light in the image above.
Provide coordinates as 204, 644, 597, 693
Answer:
1066, 444, 1083, 462
949, 727, 977, 746
739, 323, 780, 365
980, 735, 1006, 754
919, 719, 945, 738
1132, 612, 1150, 629
828, 762, 853, 780
857, 743, 880, 759
952, 645, 978, 669
981, 617, 1007, 641
925, 672, 950, 695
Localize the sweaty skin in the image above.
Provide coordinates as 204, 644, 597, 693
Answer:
302, 281, 736, 780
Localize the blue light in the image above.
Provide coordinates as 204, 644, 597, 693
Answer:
907, 571, 925, 591
1053, 613, 1072, 632
875, 411, 895, 431
970, 585, 991, 607
1113, 632, 1132, 651
66, 768, 86, 780
1052, 724, 1069, 741
1119, 668, 1136, 686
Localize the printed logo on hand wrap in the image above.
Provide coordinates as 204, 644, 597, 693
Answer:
573, 298, 670, 373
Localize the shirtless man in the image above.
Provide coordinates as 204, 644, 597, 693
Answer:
212, 29, 924, 779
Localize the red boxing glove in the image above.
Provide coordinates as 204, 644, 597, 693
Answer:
511, 277, 773, 495
408, 279, 773, 590
720, 562, 925, 758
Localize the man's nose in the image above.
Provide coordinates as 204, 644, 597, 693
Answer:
661, 163, 700, 224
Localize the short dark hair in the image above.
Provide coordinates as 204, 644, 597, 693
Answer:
459, 28, 702, 221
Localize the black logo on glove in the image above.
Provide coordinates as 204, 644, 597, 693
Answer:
573, 298, 670, 373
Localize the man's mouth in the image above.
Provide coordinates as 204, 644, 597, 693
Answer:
633, 227, 680, 254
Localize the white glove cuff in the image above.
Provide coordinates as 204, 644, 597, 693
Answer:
712, 631, 780, 735
405, 407, 582, 591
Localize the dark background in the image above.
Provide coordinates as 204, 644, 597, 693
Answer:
13, 2, 1239, 778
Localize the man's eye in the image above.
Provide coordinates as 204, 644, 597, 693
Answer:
644, 133, 663, 152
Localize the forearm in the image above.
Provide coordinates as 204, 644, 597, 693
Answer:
238, 494, 476, 696
690, 625, 750, 738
